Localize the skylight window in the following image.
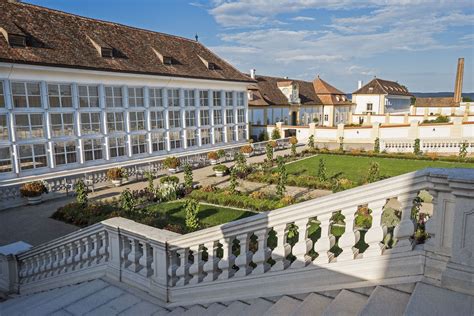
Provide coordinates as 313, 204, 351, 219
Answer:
163, 56, 173, 65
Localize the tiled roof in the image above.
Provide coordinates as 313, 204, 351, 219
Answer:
414, 97, 458, 107
248, 75, 352, 107
353, 78, 412, 96
0, 1, 253, 83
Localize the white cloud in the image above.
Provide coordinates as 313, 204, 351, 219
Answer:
292, 16, 315, 21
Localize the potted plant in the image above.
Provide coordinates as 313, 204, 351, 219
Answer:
160, 175, 179, 188
217, 149, 226, 161
240, 145, 254, 158
269, 140, 277, 150
213, 164, 229, 177
107, 167, 126, 187
207, 151, 218, 165
164, 156, 181, 173
20, 181, 48, 205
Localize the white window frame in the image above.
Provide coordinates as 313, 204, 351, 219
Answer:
169, 131, 182, 149
184, 90, 195, 107
185, 110, 195, 127
212, 91, 221, 107
0, 146, 12, 173
80, 112, 101, 135
128, 87, 144, 107
149, 88, 163, 107
150, 111, 164, 130
168, 89, 180, 107
129, 111, 146, 131
14, 113, 44, 139
54, 140, 77, 166
50, 113, 75, 137
225, 91, 233, 107
105, 86, 123, 108
199, 90, 209, 107
78, 85, 99, 108
83, 139, 104, 162
109, 136, 126, 158
106, 112, 125, 133
48, 83, 73, 108
168, 110, 181, 128
151, 132, 166, 152
200, 110, 210, 126
11, 81, 42, 108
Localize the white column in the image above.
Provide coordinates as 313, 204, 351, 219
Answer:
144, 87, 153, 154
162, 89, 171, 152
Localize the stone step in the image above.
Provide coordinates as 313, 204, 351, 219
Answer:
263, 296, 302, 316
65, 284, 124, 315
291, 293, 333, 316
5, 279, 109, 316
404, 283, 474, 316
204, 302, 227, 315
358, 286, 410, 316
322, 290, 368, 316
181, 305, 207, 315
119, 301, 167, 316
217, 301, 250, 316
244, 298, 274, 315
85, 293, 142, 315
165, 307, 186, 316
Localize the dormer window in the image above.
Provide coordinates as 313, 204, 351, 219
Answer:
101, 47, 113, 58
9, 34, 26, 48
163, 56, 173, 65
208, 62, 217, 70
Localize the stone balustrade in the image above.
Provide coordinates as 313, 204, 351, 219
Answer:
1, 168, 472, 303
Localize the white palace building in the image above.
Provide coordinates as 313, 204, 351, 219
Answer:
0, 0, 251, 181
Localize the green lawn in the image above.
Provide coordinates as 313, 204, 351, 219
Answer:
146, 201, 256, 229
286, 154, 474, 182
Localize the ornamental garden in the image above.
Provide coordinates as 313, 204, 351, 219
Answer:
20, 130, 474, 252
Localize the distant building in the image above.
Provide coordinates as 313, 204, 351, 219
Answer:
411, 58, 471, 116
352, 78, 413, 115
248, 71, 353, 139
0, 1, 251, 180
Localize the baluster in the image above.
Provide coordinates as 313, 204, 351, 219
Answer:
392, 197, 416, 253
202, 240, 220, 282
65, 243, 75, 271
188, 244, 204, 285
90, 233, 98, 264
424, 189, 439, 250
234, 233, 253, 277
175, 248, 191, 286
252, 228, 271, 275
121, 236, 131, 268
73, 239, 83, 270
51, 248, 59, 274
31, 255, 40, 280
290, 219, 312, 269
45, 250, 54, 277
338, 208, 360, 261
58, 245, 67, 274
97, 231, 108, 263
271, 224, 291, 272
313, 213, 336, 264
127, 238, 141, 272
217, 237, 236, 280
168, 250, 179, 286
138, 242, 153, 277
81, 236, 92, 268
364, 200, 387, 257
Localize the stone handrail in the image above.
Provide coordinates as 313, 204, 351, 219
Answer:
1, 168, 472, 303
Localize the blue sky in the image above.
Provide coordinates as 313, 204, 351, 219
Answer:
26, 0, 474, 93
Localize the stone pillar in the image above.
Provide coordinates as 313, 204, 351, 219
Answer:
451, 119, 463, 138
0, 254, 19, 294
408, 121, 419, 140
371, 122, 380, 144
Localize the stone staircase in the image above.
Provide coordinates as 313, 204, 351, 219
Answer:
1, 169, 473, 315
2, 278, 472, 315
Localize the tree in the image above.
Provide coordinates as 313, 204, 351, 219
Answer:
276, 157, 287, 198
271, 127, 281, 140
414, 139, 421, 155
289, 136, 298, 157
75, 179, 88, 206
145, 171, 155, 193
184, 163, 193, 189
307, 135, 315, 149
317, 158, 327, 182
367, 161, 381, 183
459, 141, 468, 160
265, 142, 274, 166
185, 199, 200, 232
374, 137, 380, 153
120, 189, 136, 212
229, 167, 238, 194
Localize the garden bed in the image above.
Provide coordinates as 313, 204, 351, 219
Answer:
52, 200, 256, 234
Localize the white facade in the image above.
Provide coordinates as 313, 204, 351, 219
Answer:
353, 94, 411, 115
0, 63, 249, 180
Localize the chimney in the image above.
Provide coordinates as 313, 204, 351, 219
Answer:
454, 57, 464, 103
250, 69, 256, 79
358, 80, 363, 89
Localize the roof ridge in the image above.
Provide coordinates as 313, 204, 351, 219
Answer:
11, 1, 200, 45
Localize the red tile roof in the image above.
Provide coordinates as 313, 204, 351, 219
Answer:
248, 75, 352, 107
0, 1, 253, 83
353, 78, 412, 96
